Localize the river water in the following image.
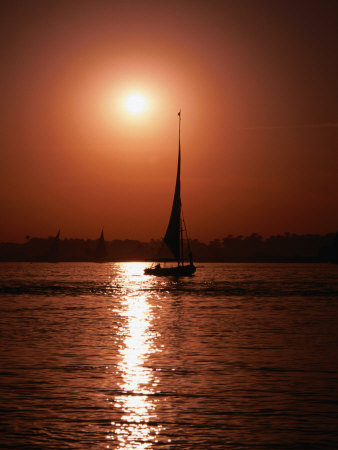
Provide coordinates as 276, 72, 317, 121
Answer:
0, 262, 337, 449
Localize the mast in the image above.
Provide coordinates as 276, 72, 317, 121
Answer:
163, 111, 182, 264
178, 108, 181, 145
179, 110, 183, 265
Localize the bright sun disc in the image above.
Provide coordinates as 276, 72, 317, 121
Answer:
125, 94, 147, 114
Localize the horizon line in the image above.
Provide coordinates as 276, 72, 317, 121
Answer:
2, 230, 337, 245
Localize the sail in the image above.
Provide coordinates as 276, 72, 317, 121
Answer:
144, 111, 196, 276
95, 228, 107, 259
163, 141, 181, 262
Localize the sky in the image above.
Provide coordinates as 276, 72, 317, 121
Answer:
1, 0, 337, 242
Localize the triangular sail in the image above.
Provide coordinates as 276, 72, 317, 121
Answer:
95, 228, 107, 259
163, 113, 181, 262
144, 111, 196, 276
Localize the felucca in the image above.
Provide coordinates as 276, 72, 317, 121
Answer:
145, 112, 196, 276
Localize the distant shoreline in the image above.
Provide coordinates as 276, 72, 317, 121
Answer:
1, 233, 337, 264
0, 257, 335, 264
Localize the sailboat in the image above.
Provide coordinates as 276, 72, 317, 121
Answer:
144, 112, 196, 276
37, 229, 61, 262
94, 228, 108, 261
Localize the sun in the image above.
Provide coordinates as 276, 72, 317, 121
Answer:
124, 93, 148, 115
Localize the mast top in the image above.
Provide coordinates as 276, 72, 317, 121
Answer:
178, 110, 181, 147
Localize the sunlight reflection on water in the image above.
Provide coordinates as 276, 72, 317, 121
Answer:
106, 263, 165, 448
2, 263, 337, 448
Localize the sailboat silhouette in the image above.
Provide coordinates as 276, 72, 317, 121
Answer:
145, 112, 196, 276
94, 228, 107, 261
38, 229, 60, 262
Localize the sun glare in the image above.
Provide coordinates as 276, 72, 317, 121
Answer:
124, 93, 148, 115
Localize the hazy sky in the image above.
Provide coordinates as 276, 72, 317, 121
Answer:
1, 0, 337, 242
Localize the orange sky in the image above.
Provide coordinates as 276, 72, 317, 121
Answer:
1, 0, 337, 242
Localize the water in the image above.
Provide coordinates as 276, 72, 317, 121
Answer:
0, 262, 338, 449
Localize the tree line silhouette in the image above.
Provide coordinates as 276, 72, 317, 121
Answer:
0, 232, 337, 262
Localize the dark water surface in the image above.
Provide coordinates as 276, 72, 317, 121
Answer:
1, 262, 338, 449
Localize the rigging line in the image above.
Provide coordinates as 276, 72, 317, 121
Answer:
181, 208, 192, 252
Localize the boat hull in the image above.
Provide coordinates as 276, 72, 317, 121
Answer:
144, 264, 196, 277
